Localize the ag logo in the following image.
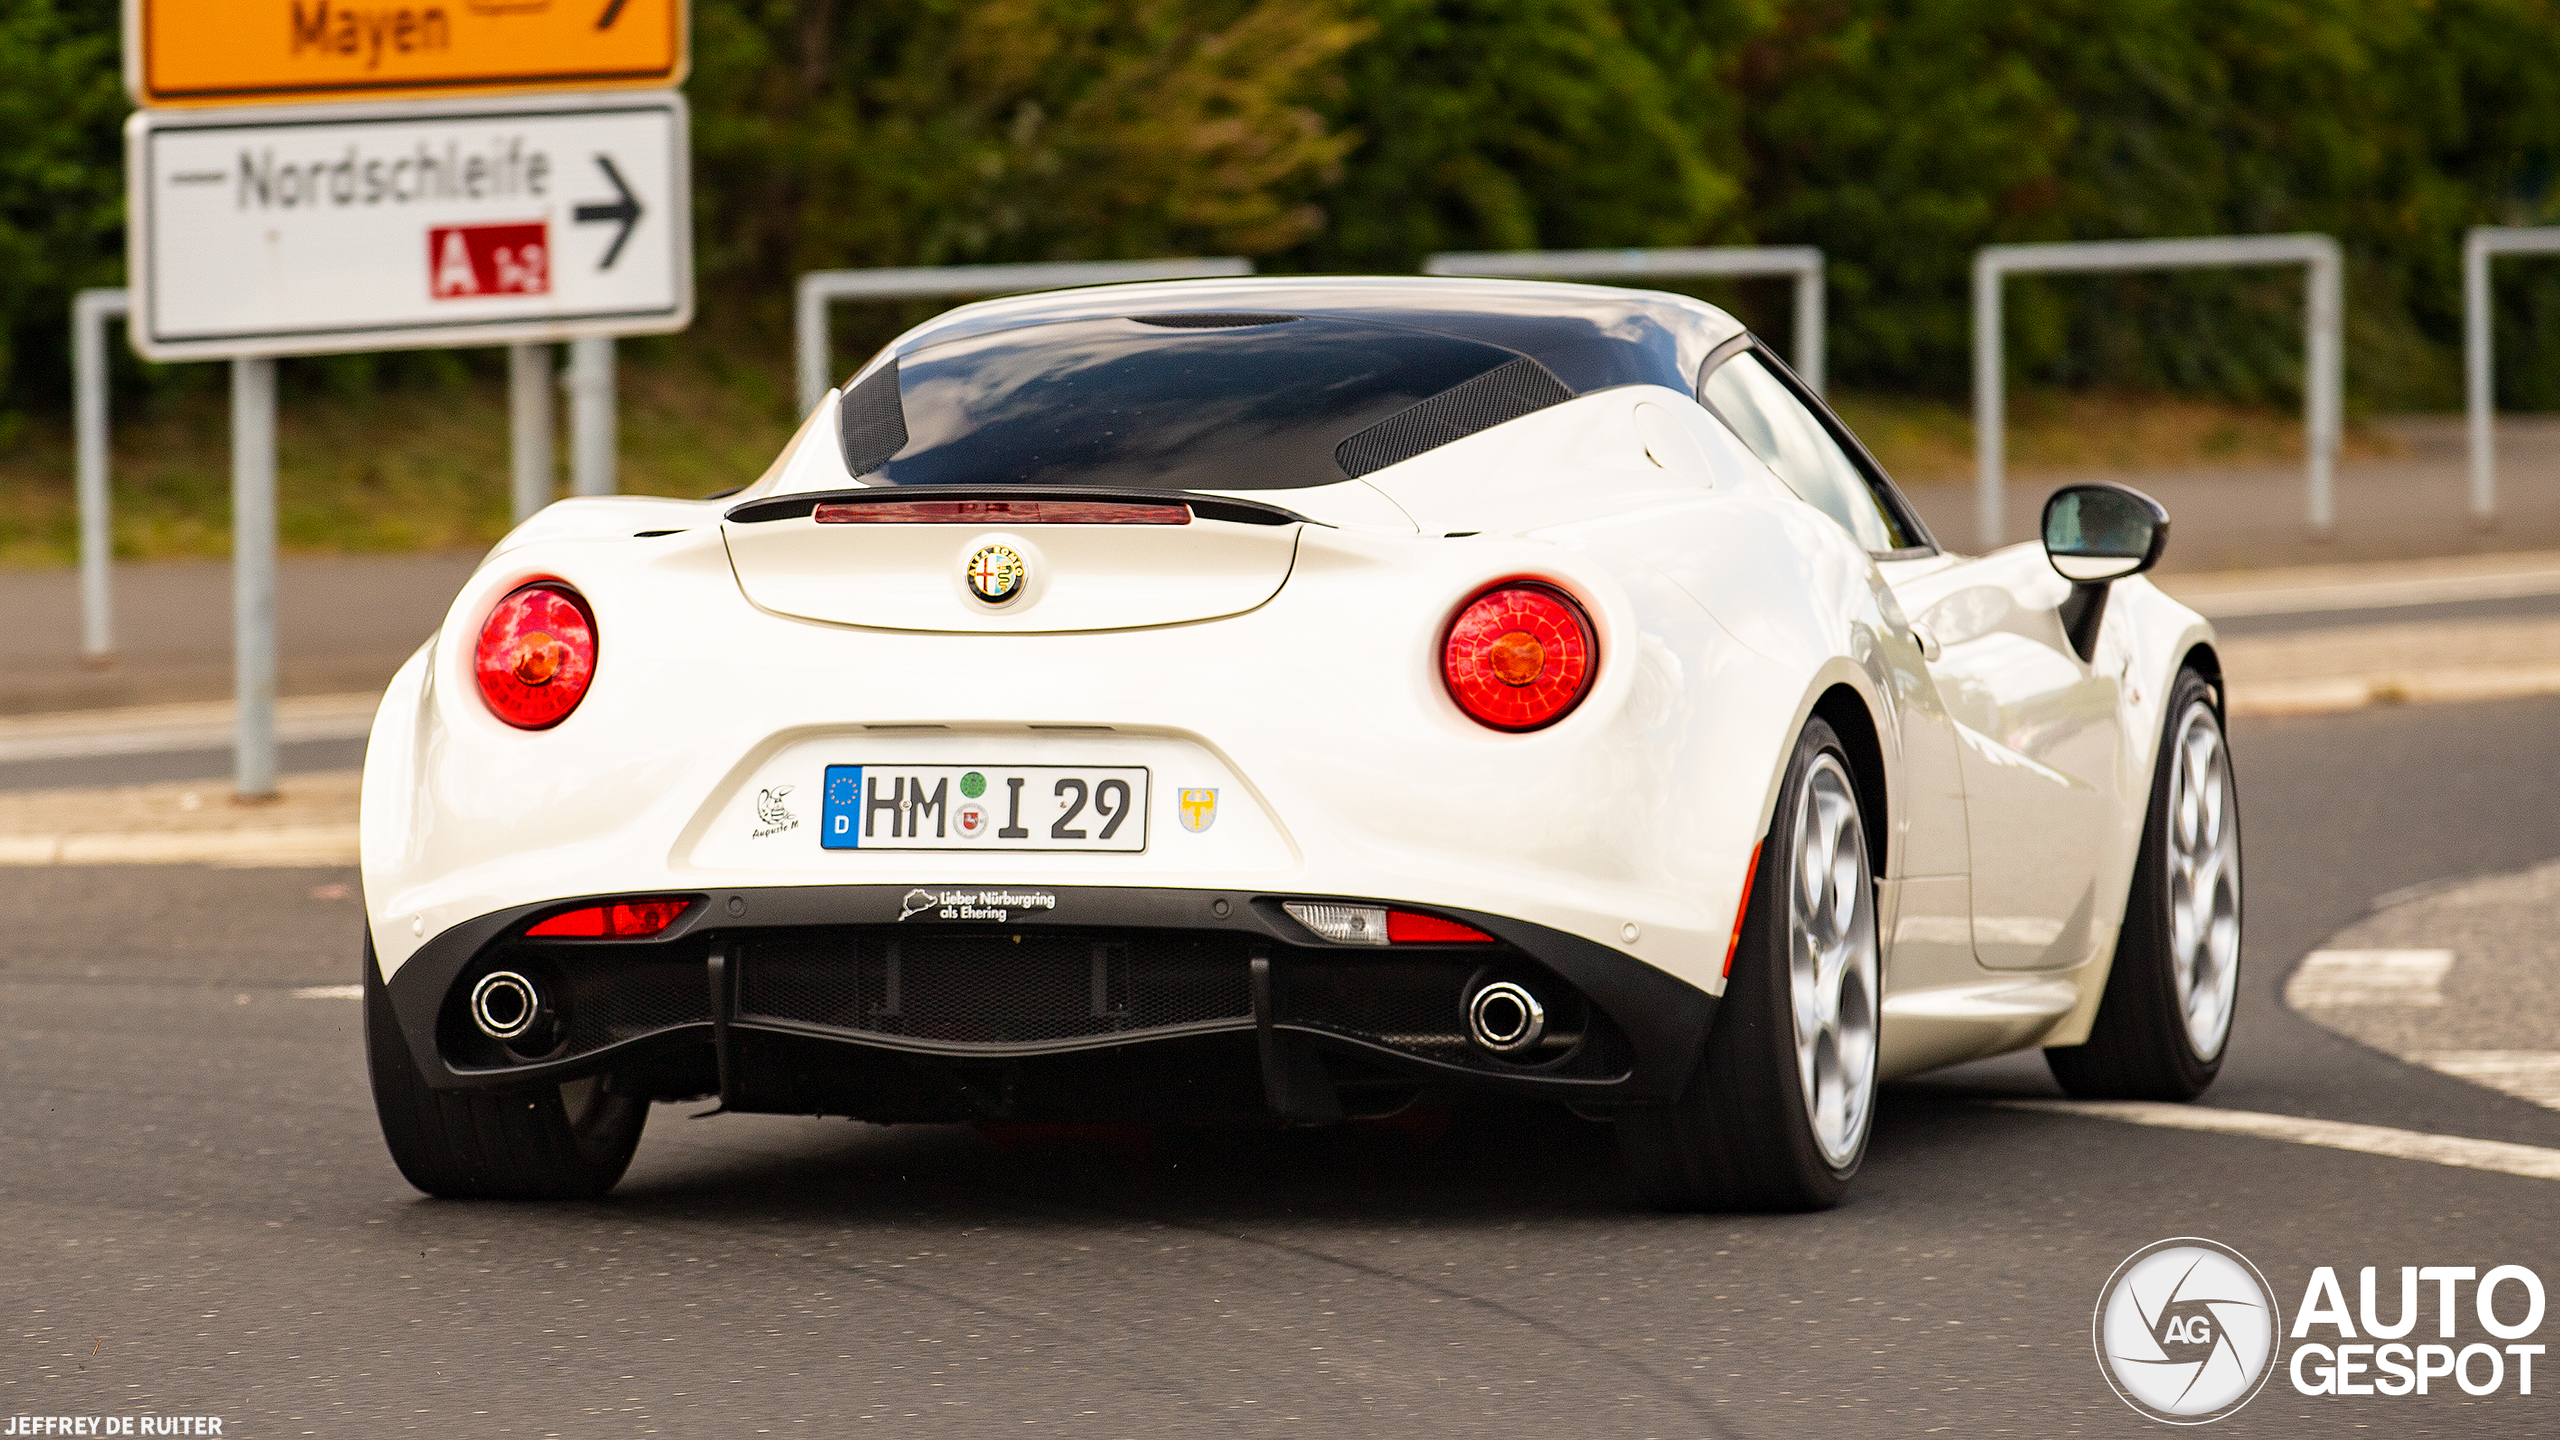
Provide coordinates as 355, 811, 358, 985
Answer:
2096, 1237, 2281, 1423
1179, 787, 1218, 833
965, 544, 1026, 604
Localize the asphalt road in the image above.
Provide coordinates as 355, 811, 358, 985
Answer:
7, 696, 2560, 1436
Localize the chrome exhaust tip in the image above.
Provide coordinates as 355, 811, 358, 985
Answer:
469, 970, 545, 1042
1467, 980, 1545, 1053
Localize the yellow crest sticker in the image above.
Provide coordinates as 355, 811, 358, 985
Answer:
1179, 788, 1218, 833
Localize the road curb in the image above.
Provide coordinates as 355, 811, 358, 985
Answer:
0, 824, 360, 867
0, 769, 362, 868
2229, 662, 2560, 718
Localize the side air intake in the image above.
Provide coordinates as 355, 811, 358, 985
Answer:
1333, 357, 1575, 479
838, 360, 909, 476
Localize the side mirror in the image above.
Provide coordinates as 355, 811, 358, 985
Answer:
2040, 483, 2169, 662
2042, 482, 2168, 583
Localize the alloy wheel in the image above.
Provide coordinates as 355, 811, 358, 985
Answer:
2167, 702, 2241, 1060
1789, 755, 1880, 1170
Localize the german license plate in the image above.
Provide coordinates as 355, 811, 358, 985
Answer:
819, 765, 1149, 852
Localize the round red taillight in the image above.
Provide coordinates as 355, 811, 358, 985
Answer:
1442, 583, 1595, 731
475, 582, 596, 729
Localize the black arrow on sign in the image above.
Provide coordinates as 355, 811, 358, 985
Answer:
573, 154, 643, 270
595, 0, 629, 29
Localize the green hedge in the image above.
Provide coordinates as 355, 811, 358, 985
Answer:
7, 0, 2559, 417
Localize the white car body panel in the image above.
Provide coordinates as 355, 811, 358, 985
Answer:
362, 277, 2220, 1090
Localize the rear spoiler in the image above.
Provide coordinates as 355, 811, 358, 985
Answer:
726, 485, 1314, 527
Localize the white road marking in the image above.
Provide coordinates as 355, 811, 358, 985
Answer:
2284, 948, 2454, 1007
2420, 1052, 2560, 1111
290, 985, 363, 1000
1998, 1099, 2560, 1183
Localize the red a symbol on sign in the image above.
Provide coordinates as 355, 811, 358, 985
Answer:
428, 222, 551, 299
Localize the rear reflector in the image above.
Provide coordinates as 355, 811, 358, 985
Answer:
813, 499, 1190, 526
1385, 911, 1496, 944
1722, 842, 1763, 978
526, 898, 693, 938
1284, 901, 1497, 946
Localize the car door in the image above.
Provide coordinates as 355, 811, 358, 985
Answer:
1696, 345, 2127, 975
1692, 346, 1976, 996
1884, 547, 2129, 969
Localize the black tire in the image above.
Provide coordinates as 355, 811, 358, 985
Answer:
1618, 717, 1880, 1212
365, 934, 649, 1199
2047, 668, 2241, 1100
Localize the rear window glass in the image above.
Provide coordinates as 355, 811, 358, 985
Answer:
841, 316, 1564, 491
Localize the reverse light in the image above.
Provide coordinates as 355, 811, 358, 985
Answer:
1285, 902, 1388, 946
526, 898, 693, 938
1284, 902, 1497, 946
475, 582, 596, 729
1442, 583, 1595, 731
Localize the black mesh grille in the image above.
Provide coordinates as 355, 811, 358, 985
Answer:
1277, 958, 1471, 1057
838, 360, 908, 475
1129, 313, 1300, 328
564, 956, 711, 1052
1332, 356, 1575, 478
741, 929, 1253, 1046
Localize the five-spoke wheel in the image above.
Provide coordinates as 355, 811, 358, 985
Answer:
1790, 754, 1880, 1172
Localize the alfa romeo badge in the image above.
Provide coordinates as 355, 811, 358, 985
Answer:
965, 544, 1026, 604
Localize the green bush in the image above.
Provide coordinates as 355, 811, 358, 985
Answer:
0, 0, 125, 422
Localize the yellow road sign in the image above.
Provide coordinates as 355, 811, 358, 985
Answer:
128, 0, 686, 107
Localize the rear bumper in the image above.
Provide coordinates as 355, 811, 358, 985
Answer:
382, 884, 1718, 1120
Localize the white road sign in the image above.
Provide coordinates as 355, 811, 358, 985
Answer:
126, 92, 692, 361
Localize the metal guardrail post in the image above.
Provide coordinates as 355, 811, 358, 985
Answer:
1971, 234, 2344, 550
508, 342, 556, 522
2463, 226, 2560, 528
794, 259, 1258, 417
2307, 241, 2343, 533
1793, 263, 1826, 398
73, 288, 131, 666
1422, 247, 1829, 394
569, 335, 616, 496
231, 355, 279, 801
1972, 252, 2004, 551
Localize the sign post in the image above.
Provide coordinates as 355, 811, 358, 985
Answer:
121, 0, 693, 800
230, 356, 278, 799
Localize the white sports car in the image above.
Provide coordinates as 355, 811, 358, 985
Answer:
361, 277, 2239, 1210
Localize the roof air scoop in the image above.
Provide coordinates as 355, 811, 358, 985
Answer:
839, 360, 908, 475
1334, 356, 1574, 478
